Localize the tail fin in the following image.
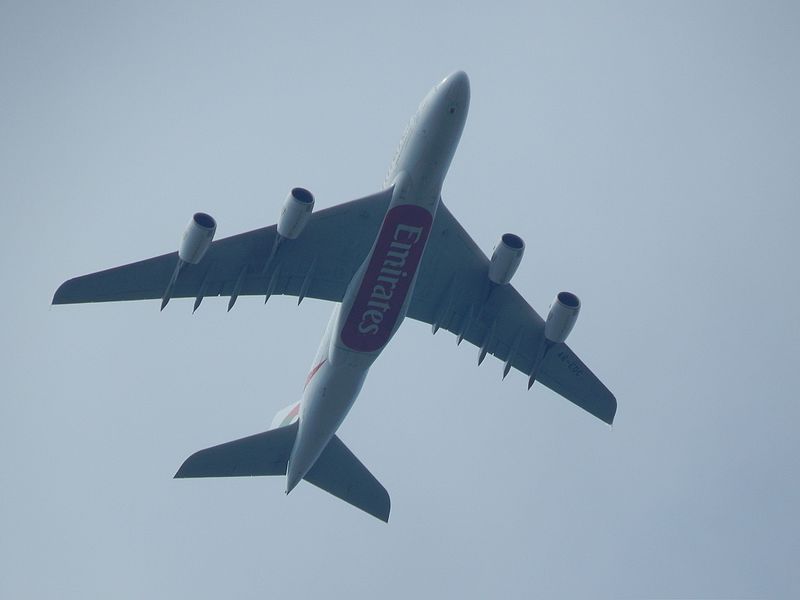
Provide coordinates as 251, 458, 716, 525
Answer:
270, 401, 300, 430
175, 423, 390, 522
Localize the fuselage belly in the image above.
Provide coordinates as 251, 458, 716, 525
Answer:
285, 72, 471, 491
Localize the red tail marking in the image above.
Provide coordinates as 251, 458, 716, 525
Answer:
304, 359, 327, 390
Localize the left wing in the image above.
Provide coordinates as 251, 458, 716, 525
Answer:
53, 189, 392, 307
408, 202, 617, 424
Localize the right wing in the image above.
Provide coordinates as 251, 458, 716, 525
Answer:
408, 202, 617, 425
53, 189, 393, 307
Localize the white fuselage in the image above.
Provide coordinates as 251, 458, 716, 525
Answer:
286, 71, 470, 492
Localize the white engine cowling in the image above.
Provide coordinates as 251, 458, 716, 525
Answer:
179, 212, 216, 264
488, 233, 525, 284
544, 291, 581, 343
277, 187, 315, 239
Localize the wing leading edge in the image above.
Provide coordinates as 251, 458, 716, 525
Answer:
407, 202, 617, 425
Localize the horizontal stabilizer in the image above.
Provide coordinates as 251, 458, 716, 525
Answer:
175, 423, 297, 478
304, 435, 390, 522
175, 423, 390, 522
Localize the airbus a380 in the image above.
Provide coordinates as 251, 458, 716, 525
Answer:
54, 71, 616, 522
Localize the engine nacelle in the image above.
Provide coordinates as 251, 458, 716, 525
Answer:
488, 233, 525, 285
179, 212, 216, 264
277, 187, 315, 239
544, 291, 581, 343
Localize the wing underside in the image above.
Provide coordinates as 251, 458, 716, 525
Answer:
53, 190, 615, 423
408, 202, 617, 424
53, 189, 393, 307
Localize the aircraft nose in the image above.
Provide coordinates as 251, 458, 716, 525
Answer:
443, 70, 470, 104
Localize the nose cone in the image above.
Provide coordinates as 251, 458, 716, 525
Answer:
443, 70, 470, 92
442, 70, 470, 107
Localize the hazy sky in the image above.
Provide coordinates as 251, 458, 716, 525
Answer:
2, 1, 799, 598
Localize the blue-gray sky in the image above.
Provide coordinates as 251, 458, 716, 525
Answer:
2, 1, 799, 598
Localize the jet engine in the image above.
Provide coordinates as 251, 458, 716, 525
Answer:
544, 291, 580, 343
488, 233, 525, 285
277, 187, 315, 239
179, 212, 217, 264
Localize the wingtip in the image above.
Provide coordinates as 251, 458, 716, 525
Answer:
173, 458, 191, 478
372, 494, 391, 523
52, 280, 72, 305
173, 449, 208, 479
604, 394, 618, 426
376, 488, 391, 523
596, 400, 617, 426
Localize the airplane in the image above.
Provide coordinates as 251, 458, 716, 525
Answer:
53, 71, 616, 522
